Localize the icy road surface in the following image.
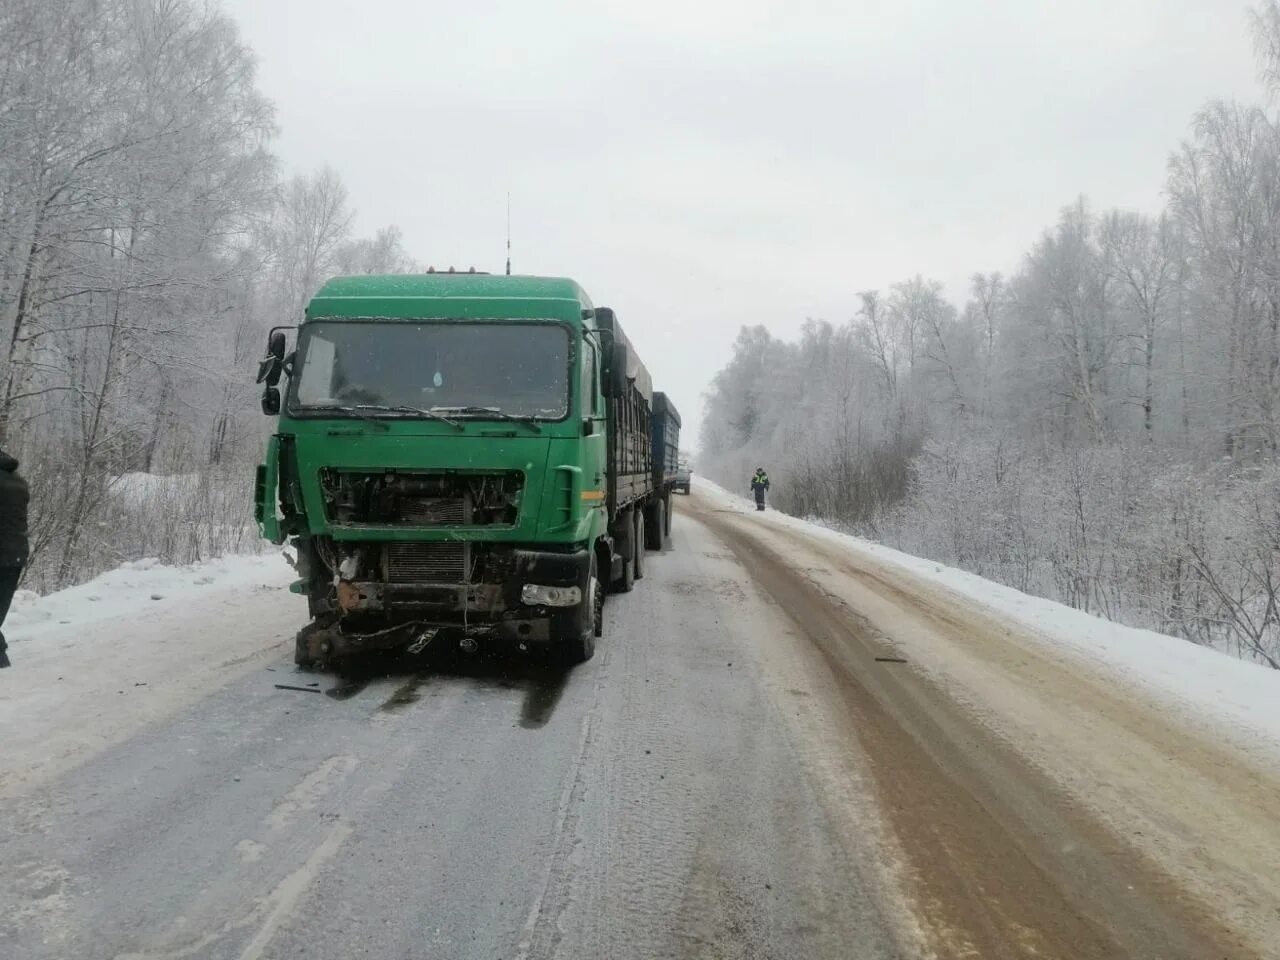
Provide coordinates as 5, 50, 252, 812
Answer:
2, 488, 1278, 959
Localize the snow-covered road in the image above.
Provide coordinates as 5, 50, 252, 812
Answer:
0, 554, 298, 796
698, 483, 1280, 958
2, 487, 1277, 959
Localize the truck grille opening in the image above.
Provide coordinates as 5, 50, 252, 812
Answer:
385, 542, 467, 582
320, 470, 523, 527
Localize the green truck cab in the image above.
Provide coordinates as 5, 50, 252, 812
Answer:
254, 273, 679, 667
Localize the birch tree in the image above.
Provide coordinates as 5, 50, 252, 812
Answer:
0, 0, 422, 588
699, 6, 1280, 666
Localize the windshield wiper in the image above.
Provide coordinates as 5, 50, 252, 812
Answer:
353, 403, 464, 430
298, 404, 391, 429
429, 405, 543, 433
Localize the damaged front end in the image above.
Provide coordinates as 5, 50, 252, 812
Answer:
293, 470, 589, 666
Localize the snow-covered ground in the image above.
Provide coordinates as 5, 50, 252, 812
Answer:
8, 480, 1279, 797
694, 481, 1280, 953
0, 551, 300, 796
699, 479, 1280, 759
6, 553, 292, 639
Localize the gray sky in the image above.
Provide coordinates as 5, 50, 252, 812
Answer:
221, 0, 1259, 447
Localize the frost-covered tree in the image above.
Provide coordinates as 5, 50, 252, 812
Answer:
701, 6, 1280, 666
0, 0, 424, 588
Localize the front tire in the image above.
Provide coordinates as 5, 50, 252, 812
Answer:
557, 557, 600, 665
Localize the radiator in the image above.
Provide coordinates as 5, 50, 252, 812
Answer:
385, 541, 466, 582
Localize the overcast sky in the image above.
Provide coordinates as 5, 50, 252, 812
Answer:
221, 0, 1259, 447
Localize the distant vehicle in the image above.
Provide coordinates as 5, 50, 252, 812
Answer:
674, 455, 692, 494
254, 273, 681, 667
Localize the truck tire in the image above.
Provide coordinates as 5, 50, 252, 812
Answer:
558, 555, 600, 665
632, 509, 645, 580
644, 499, 665, 551
663, 493, 672, 541
614, 509, 636, 593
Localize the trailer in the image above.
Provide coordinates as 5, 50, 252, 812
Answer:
647, 392, 681, 547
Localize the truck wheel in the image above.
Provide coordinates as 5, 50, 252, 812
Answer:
663, 493, 673, 540
644, 499, 665, 551
593, 555, 605, 637
614, 510, 636, 593
558, 556, 600, 664
632, 509, 645, 580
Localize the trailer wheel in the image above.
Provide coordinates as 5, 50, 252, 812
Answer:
632, 509, 645, 580
663, 493, 673, 541
644, 498, 665, 551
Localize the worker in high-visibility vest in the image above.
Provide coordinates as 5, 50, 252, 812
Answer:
750, 467, 770, 511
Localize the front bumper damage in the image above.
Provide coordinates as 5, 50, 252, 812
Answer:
297, 546, 592, 663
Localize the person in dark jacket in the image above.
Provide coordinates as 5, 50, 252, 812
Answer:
750, 467, 770, 511
0, 449, 29, 668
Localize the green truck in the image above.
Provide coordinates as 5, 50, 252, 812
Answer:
254, 273, 680, 667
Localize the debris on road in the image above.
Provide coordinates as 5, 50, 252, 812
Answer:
273, 683, 323, 694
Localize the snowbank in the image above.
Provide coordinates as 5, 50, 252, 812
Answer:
698, 480, 1280, 754
6, 552, 294, 641
0, 552, 301, 796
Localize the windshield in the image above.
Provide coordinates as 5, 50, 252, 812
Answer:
290, 320, 570, 419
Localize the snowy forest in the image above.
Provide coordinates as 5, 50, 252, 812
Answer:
7, 0, 1280, 672
0, 0, 418, 590
703, 6, 1280, 668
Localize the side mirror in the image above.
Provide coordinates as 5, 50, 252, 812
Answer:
607, 341, 629, 399
256, 330, 290, 386
258, 328, 294, 414
255, 356, 278, 386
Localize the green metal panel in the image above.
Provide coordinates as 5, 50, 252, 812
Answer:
306, 275, 593, 324
311, 273, 589, 303
254, 435, 282, 544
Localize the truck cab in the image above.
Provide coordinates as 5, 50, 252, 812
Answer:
254, 274, 675, 667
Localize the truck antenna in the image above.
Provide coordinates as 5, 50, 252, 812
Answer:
505, 192, 511, 276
